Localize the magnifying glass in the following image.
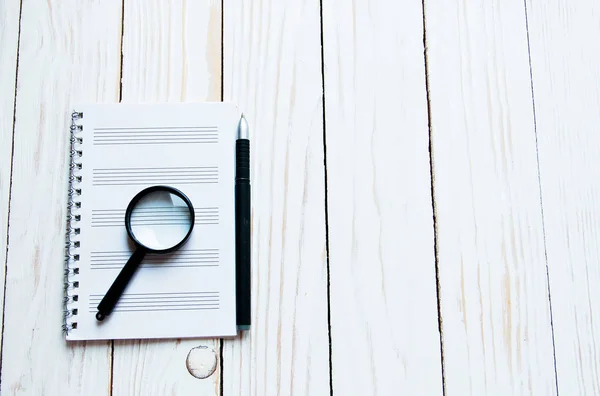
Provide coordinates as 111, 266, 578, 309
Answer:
95, 185, 195, 321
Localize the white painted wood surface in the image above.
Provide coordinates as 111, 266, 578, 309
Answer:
2, 0, 600, 394
0, 0, 21, 358
0, 0, 121, 395
526, 0, 600, 393
114, 0, 222, 395
322, 1, 443, 394
424, 0, 556, 394
222, 0, 330, 395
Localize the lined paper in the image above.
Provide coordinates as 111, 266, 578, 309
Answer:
92, 166, 219, 186
93, 126, 219, 145
68, 103, 239, 341
90, 207, 220, 227
90, 249, 220, 269
88, 292, 220, 313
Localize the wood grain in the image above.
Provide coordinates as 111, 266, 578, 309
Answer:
424, 0, 556, 394
0, 0, 21, 359
526, 0, 600, 393
113, 0, 222, 395
322, 0, 443, 394
0, 0, 121, 394
222, 0, 331, 395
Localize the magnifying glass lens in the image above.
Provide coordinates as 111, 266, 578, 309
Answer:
130, 190, 193, 250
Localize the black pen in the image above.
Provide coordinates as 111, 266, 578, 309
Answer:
235, 114, 251, 331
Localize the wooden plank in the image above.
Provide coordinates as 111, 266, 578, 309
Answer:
322, 0, 443, 394
526, 0, 600, 393
0, 0, 121, 394
222, 0, 330, 395
112, 0, 222, 394
0, 0, 21, 359
423, 0, 557, 394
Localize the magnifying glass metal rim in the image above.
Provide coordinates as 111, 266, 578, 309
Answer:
125, 185, 196, 253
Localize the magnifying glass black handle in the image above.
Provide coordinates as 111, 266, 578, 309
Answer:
96, 247, 147, 321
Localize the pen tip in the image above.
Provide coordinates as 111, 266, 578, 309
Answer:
238, 113, 249, 139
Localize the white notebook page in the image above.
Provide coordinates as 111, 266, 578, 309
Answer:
67, 103, 239, 341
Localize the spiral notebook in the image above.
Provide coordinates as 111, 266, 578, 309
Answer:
64, 103, 240, 341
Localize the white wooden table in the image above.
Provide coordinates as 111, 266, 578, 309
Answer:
1, 0, 599, 394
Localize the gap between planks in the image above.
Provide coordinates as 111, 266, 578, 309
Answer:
421, 0, 447, 394
0, 0, 24, 381
219, 0, 225, 393
317, 0, 335, 395
108, 0, 126, 393
522, 0, 559, 393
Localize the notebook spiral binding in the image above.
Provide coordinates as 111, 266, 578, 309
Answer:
63, 110, 84, 335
